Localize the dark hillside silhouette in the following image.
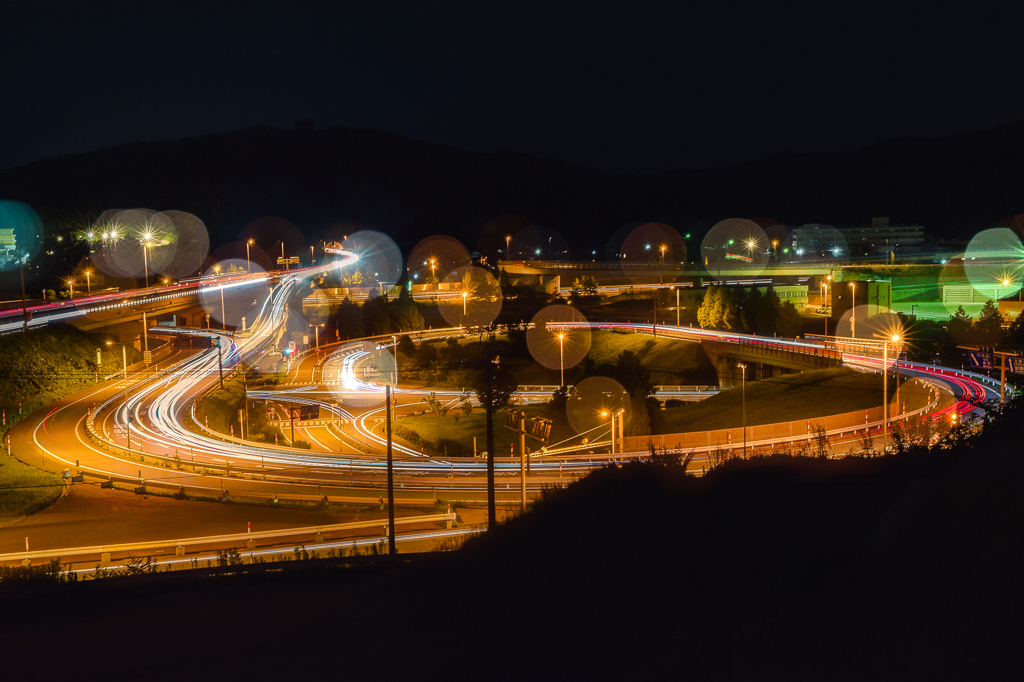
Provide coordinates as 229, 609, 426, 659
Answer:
2, 118, 1024, 256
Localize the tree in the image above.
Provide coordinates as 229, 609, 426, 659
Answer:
775, 300, 803, 338
973, 300, 1005, 345
390, 286, 425, 332
757, 286, 779, 336
741, 287, 762, 334
946, 305, 973, 345
473, 355, 518, 528
397, 334, 416, 360
333, 298, 365, 340
697, 286, 720, 329
362, 294, 392, 335
626, 388, 651, 436
498, 268, 513, 300
721, 287, 742, 331
614, 349, 654, 398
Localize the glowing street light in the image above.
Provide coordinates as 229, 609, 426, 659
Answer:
461, 289, 468, 318
310, 244, 315, 267
214, 265, 226, 330
505, 235, 511, 258
429, 258, 437, 283
84, 269, 92, 296
66, 278, 74, 298
247, 238, 254, 274
849, 282, 857, 337
660, 244, 666, 265
556, 331, 566, 388
883, 333, 901, 454
141, 232, 153, 288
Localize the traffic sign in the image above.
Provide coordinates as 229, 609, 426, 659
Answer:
969, 351, 992, 369
1008, 356, 1024, 374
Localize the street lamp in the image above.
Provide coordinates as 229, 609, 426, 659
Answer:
66, 278, 74, 299
214, 265, 226, 330
737, 363, 748, 458
849, 282, 857, 338
461, 289, 468, 319
85, 269, 92, 296
246, 239, 254, 274
556, 331, 566, 388
311, 323, 322, 352
883, 333, 900, 454
310, 245, 315, 267
429, 258, 437, 283
141, 233, 153, 288
660, 244, 666, 266
506, 235, 511, 259
672, 285, 680, 327
106, 340, 131, 451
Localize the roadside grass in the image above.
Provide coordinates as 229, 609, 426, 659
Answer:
0, 455, 63, 526
393, 404, 577, 458
398, 330, 706, 388
660, 367, 931, 433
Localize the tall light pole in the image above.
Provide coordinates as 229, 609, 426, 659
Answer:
738, 363, 748, 458
823, 283, 828, 337
310, 245, 315, 267
674, 286, 680, 327
660, 244, 666, 266
85, 269, 92, 296
214, 265, 226, 330
246, 239, 254, 274
882, 334, 900, 454
66, 278, 74, 299
461, 290, 468, 321
557, 331, 566, 387
142, 233, 152, 288
505, 235, 511, 259
849, 282, 857, 338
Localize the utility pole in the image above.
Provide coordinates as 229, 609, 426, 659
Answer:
123, 344, 130, 451
216, 338, 224, 388
519, 415, 527, 512
486, 357, 497, 529
19, 253, 28, 332
386, 385, 396, 554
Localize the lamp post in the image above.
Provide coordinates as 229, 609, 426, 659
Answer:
737, 363, 748, 457
246, 239, 254, 274
85, 269, 92, 296
310, 245, 315, 267
602, 410, 615, 455
673, 286, 680, 327
142, 235, 152, 288
429, 258, 437, 283
505, 235, 511, 259
849, 282, 857, 338
882, 334, 900, 454
67, 279, 74, 299
461, 290, 468, 320
214, 265, 226, 330
823, 283, 828, 337
557, 331, 566, 388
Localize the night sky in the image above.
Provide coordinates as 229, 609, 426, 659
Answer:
4, 2, 1024, 174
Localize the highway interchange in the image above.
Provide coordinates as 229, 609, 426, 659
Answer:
0, 256, 1003, 569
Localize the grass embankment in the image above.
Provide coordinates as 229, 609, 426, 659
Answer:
661, 367, 930, 433
398, 330, 710, 388
0, 325, 140, 524
393, 405, 577, 457
196, 371, 284, 444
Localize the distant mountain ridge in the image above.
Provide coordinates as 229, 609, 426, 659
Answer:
2, 118, 1023, 252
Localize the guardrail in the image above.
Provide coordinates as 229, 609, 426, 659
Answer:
0, 513, 456, 565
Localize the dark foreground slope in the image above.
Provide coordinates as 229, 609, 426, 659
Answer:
1, 406, 1022, 680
